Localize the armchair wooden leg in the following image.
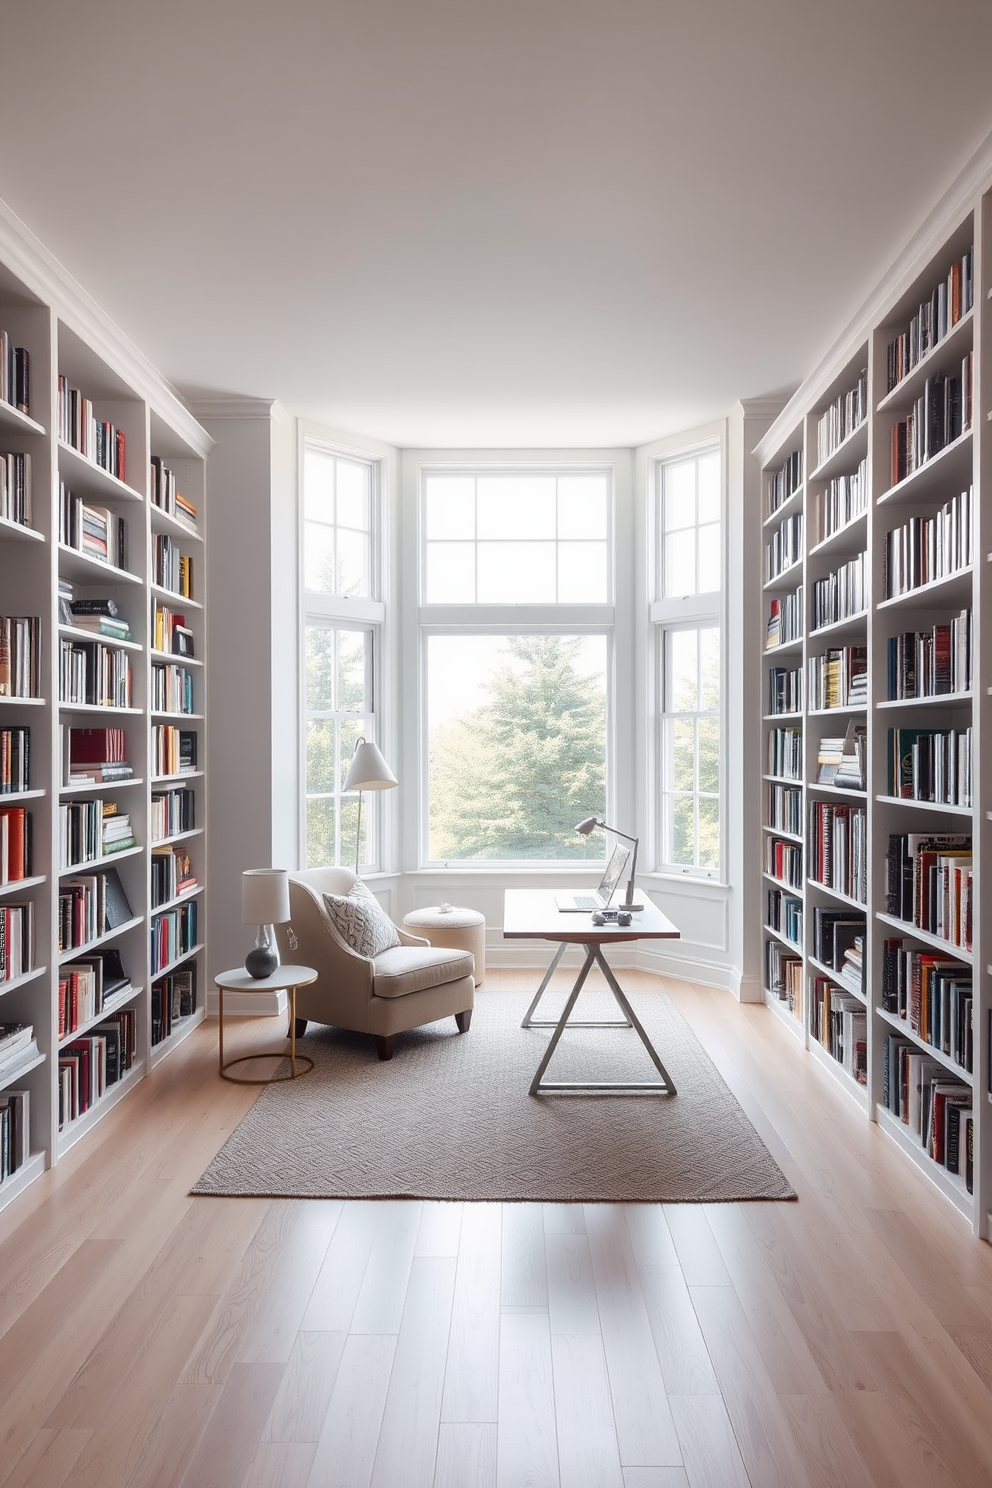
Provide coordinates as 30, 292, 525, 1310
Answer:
375, 1034, 395, 1061
455, 1010, 472, 1033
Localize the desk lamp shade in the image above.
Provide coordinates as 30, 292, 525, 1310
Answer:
242, 868, 291, 978
343, 737, 397, 873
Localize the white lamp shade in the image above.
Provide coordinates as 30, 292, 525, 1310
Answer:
343, 737, 398, 793
242, 868, 291, 925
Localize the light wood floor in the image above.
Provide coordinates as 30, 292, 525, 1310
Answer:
2, 969, 992, 1488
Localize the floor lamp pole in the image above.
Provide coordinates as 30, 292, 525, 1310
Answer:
354, 790, 364, 873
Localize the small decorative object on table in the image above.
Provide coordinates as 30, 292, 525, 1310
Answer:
242, 868, 291, 978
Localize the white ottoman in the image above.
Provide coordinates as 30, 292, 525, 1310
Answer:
402, 904, 486, 986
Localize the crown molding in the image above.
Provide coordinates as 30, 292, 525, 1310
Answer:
0, 195, 211, 457
187, 394, 279, 422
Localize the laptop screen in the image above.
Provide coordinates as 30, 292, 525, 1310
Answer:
597, 844, 630, 905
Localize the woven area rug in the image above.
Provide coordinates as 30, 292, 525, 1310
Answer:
192, 988, 795, 1203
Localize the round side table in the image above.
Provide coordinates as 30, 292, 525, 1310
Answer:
402, 905, 486, 985
214, 964, 318, 1083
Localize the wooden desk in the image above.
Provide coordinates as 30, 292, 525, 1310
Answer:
502, 890, 680, 1096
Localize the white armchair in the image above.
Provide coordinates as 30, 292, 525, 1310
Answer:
275, 867, 475, 1060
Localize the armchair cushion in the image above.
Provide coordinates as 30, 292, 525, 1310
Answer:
322, 879, 400, 958
372, 945, 476, 999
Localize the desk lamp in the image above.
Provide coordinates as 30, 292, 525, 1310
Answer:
575, 816, 643, 911
242, 868, 292, 978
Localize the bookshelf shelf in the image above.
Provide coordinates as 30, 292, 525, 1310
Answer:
876, 305, 974, 414
0, 1050, 46, 1094
151, 583, 203, 611
151, 885, 202, 915
874, 1104, 972, 1217
876, 691, 972, 710
806, 1032, 870, 1110
876, 567, 973, 610
149, 648, 203, 668
808, 511, 867, 560
57, 916, 145, 963
58, 624, 142, 653
57, 544, 143, 586
877, 429, 973, 507
876, 1005, 973, 1086
807, 954, 866, 1002
763, 484, 804, 528
809, 419, 868, 483
0, 966, 47, 997
807, 880, 867, 912
0, 874, 46, 898
0, 515, 44, 543
153, 940, 205, 981
60, 777, 145, 797
59, 845, 143, 876
55, 1059, 147, 1159
57, 439, 144, 504
874, 912, 973, 963
58, 983, 144, 1049
808, 611, 869, 640
875, 794, 972, 816
149, 1006, 206, 1068
0, 402, 45, 437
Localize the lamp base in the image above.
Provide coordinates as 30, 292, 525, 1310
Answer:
617, 902, 643, 912
245, 946, 278, 979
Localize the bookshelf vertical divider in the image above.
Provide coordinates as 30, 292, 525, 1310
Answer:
758, 187, 990, 1237
0, 235, 209, 1213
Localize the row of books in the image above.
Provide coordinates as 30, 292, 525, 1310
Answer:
808, 801, 867, 904
58, 1010, 136, 1130
151, 664, 194, 715
767, 665, 802, 716
889, 358, 973, 486
767, 783, 801, 836
0, 901, 31, 982
810, 551, 866, 630
887, 725, 972, 807
881, 939, 972, 1072
882, 1034, 971, 1190
151, 845, 196, 908
765, 940, 802, 1017
59, 586, 132, 643
767, 448, 803, 518
767, 888, 802, 945
885, 247, 973, 392
765, 835, 802, 889
59, 799, 135, 869
59, 483, 128, 568
814, 368, 867, 469
152, 726, 196, 777
806, 646, 866, 711
882, 486, 973, 599
150, 787, 194, 842
0, 726, 29, 793
816, 721, 866, 790
57, 866, 133, 952
58, 947, 132, 1039
59, 638, 132, 709
153, 535, 194, 597
151, 963, 198, 1045
885, 611, 971, 699
812, 906, 864, 991
57, 376, 126, 483
809, 978, 867, 1084
151, 901, 198, 975
0, 807, 31, 882
0, 1087, 29, 1185
766, 588, 803, 649
767, 725, 802, 780
885, 832, 972, 950
0, 334, 29, 416
765, 512, 802, 582
150, 456, 197, 527
154, 605, 194, 657
61, 725, 132, 787
0, 616, 41, 697
0, 452, 31, 526
810, 458, 868, 547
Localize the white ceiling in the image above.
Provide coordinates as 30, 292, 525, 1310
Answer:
2, 0, 992, 448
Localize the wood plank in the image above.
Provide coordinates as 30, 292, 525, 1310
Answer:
370, 1256, 457, 1488
305, 1335, 396, 1488
777, 1392, 884, 1488
1, 1429, 91, 1488
663, 1208, 731, 1287
669, 1395, 750, 1488
638, 1265, 719, 1396
621, 1471, 689, 1488
496, 1311, 559, 1488
262, 1331, 348, 1444
299, 1201, 379, 1332
623, 1205, 678, 1268
434, 1423, 497, 1488
546, 1233, 600, 1336
416, 1201, 463, 1256
177, 1362, 284, 1488
551, 1332, 625, 1488
120, 1382, 222, 1488
238, 1202, 343, 1363
544, 1204, 586, 1235
242, 1443, 319, 1488
441, 1205, 501, 1424
351, 1200, 423, 1334
501, 1203, 549, 1310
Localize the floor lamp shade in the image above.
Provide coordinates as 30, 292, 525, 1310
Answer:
242, 869, 291, 978
343, 737, 397, 872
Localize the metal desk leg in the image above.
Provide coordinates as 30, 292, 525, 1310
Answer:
528, 946, 597, 1095
522, 941, 631, 1030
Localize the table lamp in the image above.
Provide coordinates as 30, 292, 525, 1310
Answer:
343, 736, 397, 873
242, 868, 291, 978
575, 816, 642, 911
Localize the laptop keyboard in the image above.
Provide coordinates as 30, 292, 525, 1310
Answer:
572, 895, 601, 910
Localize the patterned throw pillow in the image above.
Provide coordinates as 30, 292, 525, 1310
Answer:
322, 880, 400, 957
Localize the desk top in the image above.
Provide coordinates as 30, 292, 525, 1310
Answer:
502, 889, 680, 943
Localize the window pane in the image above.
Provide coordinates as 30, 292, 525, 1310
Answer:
426, 542, 476, 603
668, 630, 699, 712
336, 460, 370, 530
671, 718, 695, 791
664, 528, 696, 597
303, 521, 336, 592
558, 542, 607, 603
425, 477, 476, 540
427, 634, 606, 861
698, 522, 721, 593
700, 626, 720, 709
663, 460, 696, 529
698, 796, 720, 869
478, 542, 556, 603
697, 451, 721, 523
339, 794, 362, 868
336, 526, 369, 597
303, 448, 335, 522
306, 795, 336, 869
557, 476, 608, 538
477, 477, 556, 538
698, 716, 719, 793
337, 631, 368, 712
305, 626, 335, 710
306, 721, 336, 793
670, 794, 695, 866
338, 716, 367, 790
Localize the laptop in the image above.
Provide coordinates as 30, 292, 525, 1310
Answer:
555, 844, 630, 912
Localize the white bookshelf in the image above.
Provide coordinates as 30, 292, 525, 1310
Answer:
0, 234, 210, 1214
756, 191, 989, 1236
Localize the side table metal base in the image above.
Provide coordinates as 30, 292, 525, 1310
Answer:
217, 983, 315, 1084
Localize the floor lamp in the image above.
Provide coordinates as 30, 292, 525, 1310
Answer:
575, 815, 643, 910
343, 737, 397, 872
